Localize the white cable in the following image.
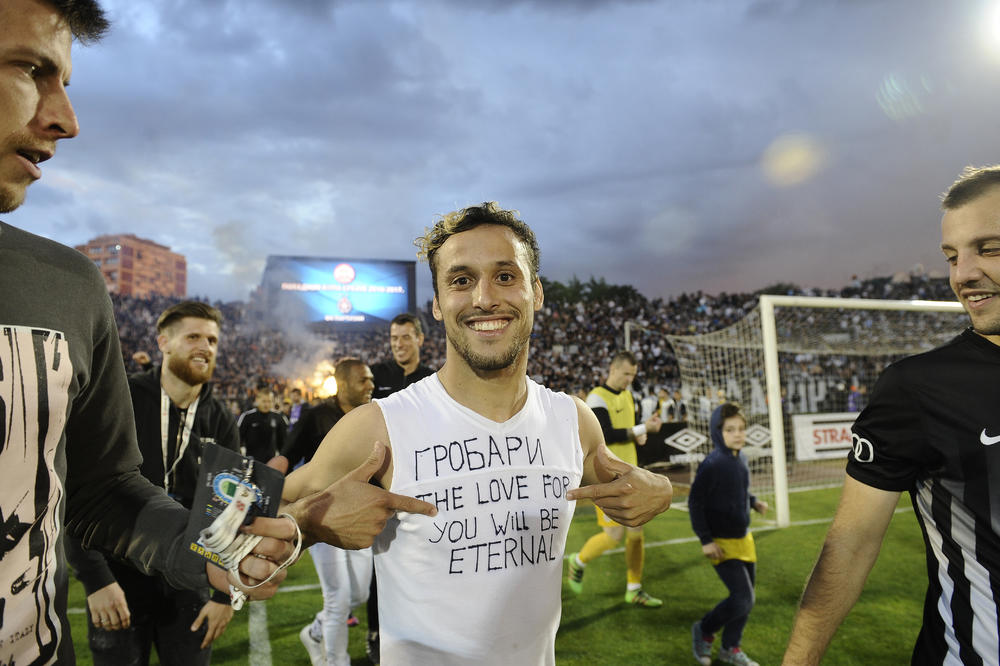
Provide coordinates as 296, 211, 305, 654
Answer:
226, 513, 302, 610
199, 481, 256, 552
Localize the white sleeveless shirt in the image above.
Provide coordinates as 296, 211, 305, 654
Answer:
373, 374, 584, 665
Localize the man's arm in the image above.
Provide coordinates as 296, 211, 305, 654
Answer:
567, 397, 672, 526
65, 536, 131, 630
782, 476, 901, 665
586, 392, 660, 444
281, 403, 436, 549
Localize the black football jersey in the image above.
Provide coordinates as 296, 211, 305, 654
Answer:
848, 328, 1000, 665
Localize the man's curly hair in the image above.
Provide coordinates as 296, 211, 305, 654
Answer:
415, 201, 540, 295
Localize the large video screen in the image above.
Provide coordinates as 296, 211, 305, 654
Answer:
261, 255, 417, 331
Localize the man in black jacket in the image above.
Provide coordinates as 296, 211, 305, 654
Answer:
68, 301, 242, 665
0, 4, 430, 661
238, 388, 288, 462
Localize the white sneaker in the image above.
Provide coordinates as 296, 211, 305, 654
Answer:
299, 624, 326, 666
719, 646, 759, 666
691, 621, 713, 666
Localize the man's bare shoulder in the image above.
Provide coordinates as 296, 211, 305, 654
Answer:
572, 396, 603, 451
335, 402, 389, 442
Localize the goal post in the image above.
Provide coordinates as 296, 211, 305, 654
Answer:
758, 296, 965, 526
643, 295, 967, 528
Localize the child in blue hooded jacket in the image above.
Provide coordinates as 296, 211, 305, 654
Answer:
688, 402, 768, 666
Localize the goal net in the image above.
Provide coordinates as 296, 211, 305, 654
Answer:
656, 295, 967, 527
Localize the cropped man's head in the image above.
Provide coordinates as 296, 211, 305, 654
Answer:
156, 300, 224, 334
389, 313, 424, 368
254, 389, 274, 413
606, 350, 638, 392
42, 0, 109, 41
156, 301, 224, 386
940, 165, 1000, 342
334, 357, 374, 409
941, 165, 1000, 211
0, 0, 109, 212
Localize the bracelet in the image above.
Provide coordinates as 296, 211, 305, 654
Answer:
228, 513, 302, 610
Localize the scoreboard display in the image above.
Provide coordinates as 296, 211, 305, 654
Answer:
260, 255, 417, 330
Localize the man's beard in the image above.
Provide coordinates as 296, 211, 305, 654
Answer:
168, 354, 214, 386
447, 322, 529, 373
0, 186, 25, 214
972, 316, 1000, 336
1, 131, 37, 213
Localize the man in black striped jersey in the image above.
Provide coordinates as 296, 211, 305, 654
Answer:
784, 165, 1000, 665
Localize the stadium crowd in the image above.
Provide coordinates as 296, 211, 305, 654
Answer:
110, 269, 958, 417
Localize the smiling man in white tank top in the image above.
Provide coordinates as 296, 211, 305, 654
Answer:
283, 202, 673, 665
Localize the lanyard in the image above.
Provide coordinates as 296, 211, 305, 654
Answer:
160, 387, 200, 493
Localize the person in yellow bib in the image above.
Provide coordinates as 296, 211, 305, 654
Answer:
688, 403, 768, 666
567, 350, 663, 607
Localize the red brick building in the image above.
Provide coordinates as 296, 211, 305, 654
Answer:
75, 234, 186, 298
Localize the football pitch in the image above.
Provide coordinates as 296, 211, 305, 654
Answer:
66, 486, 924, 664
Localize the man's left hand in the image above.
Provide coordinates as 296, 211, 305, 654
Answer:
567, 445, 672, 526
205, 515, 299, 600
191, 600, 234, 649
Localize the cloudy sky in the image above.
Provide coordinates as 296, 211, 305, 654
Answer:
8, 0, 1000, 304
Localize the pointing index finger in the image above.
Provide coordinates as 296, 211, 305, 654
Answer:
567, 480, 629, 502
385, 491, 437, 517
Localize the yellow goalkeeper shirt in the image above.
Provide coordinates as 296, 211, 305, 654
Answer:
586, 385, 637, 466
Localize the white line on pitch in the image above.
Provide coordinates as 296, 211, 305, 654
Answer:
570, 506, 914, 557
248, 600, 272, 666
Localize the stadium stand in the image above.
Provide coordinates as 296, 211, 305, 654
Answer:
109, 271, 956, 416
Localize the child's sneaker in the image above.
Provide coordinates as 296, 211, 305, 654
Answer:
567, 553, 585, 594
691, 621, 713, 665
719, 646, 759, 666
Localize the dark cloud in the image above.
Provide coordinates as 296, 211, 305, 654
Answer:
8, 0, 996, 303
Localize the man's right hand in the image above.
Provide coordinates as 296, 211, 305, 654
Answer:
568, 444, 672, 527
644, 414, 663, 433
286, 441, 437, 549
267, 454, 289, 475
87, 582, 131, 631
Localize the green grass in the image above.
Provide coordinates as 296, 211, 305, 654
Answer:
68, 487, 924, 664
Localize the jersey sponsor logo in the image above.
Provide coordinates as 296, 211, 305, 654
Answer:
980, 429, 1000, 446
851, 433, 874, 463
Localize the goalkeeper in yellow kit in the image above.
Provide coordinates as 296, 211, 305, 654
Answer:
567, 350, 664, 606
